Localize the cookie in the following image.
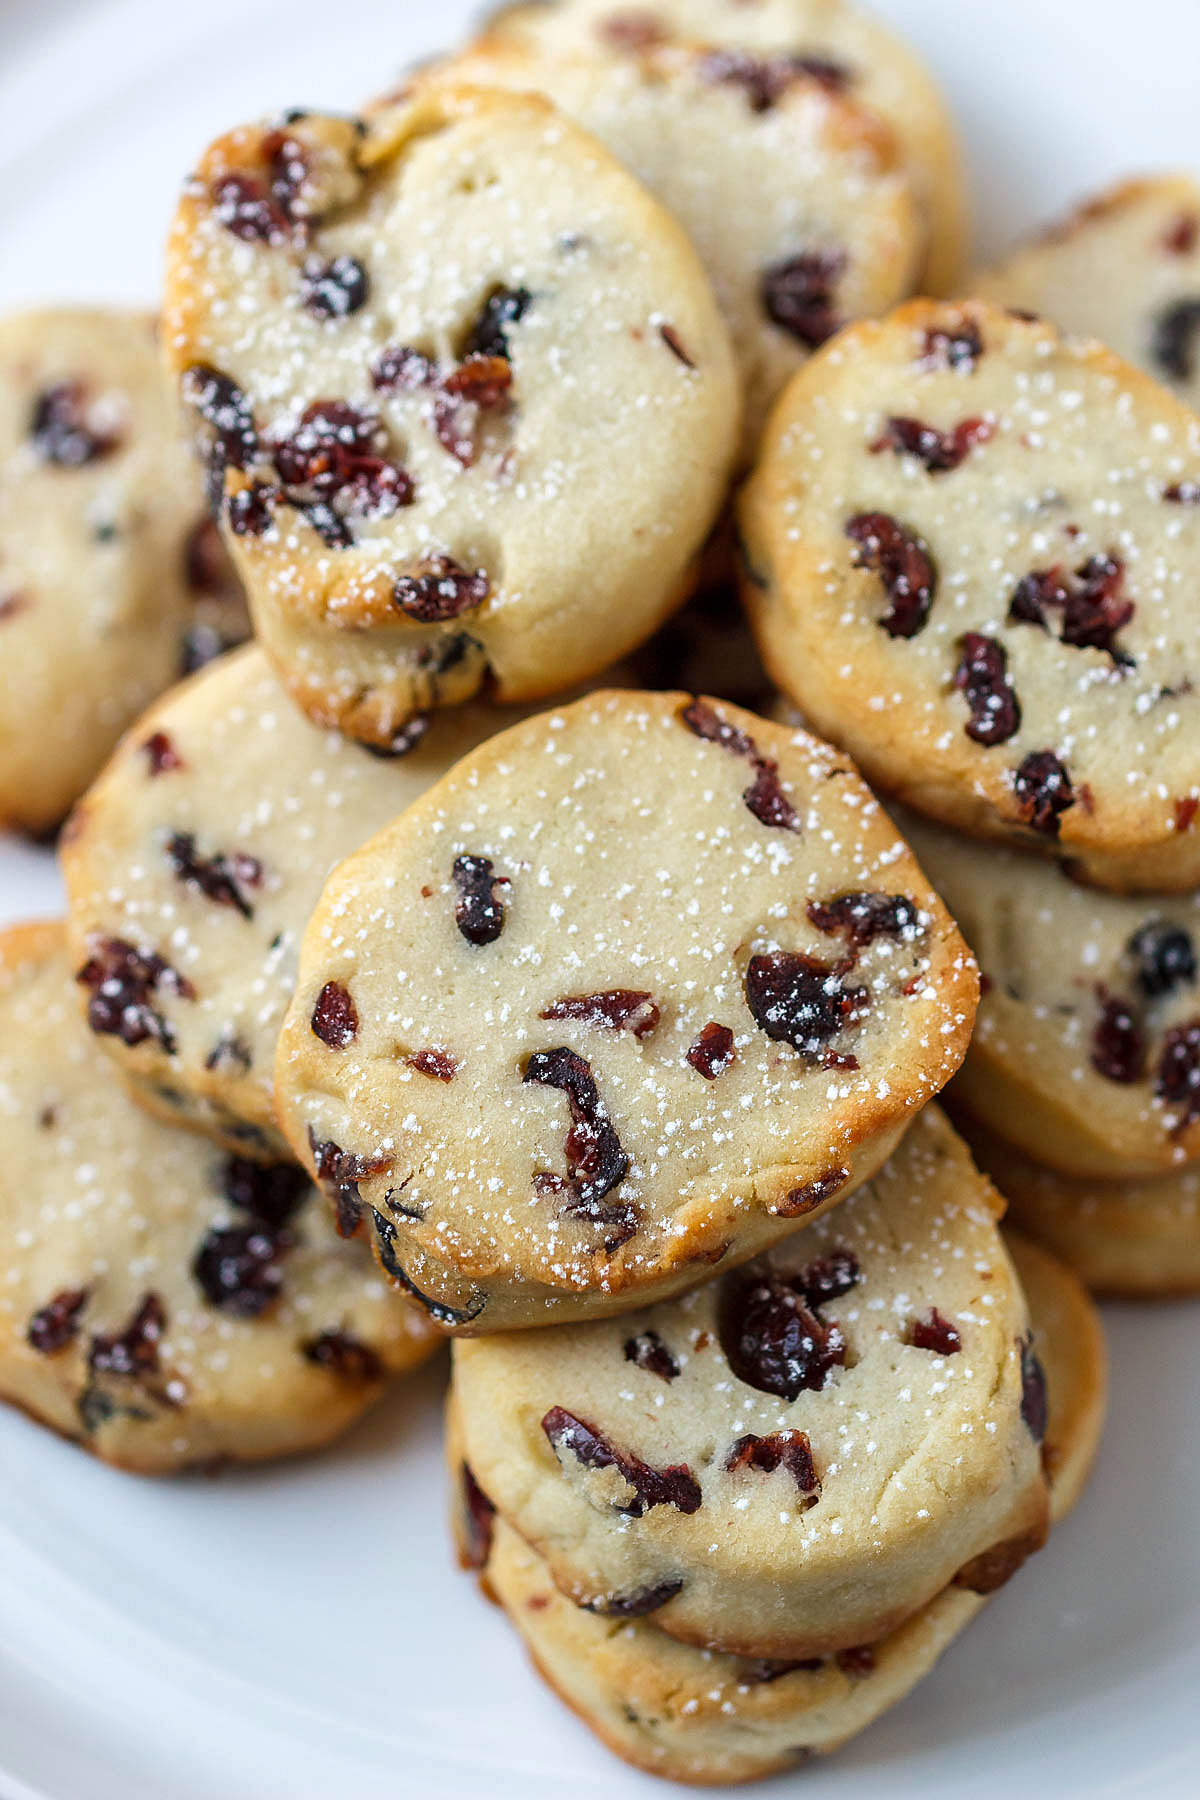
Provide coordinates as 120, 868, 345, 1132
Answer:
479, 0, 966, 294
974, 175, 1200, 412
61, 644, 543, 1161
741, 298, 1200, 892
962, 1116, 1200, 1299
162, 86, 739, 748
448, 1232, 1103, 1784
450, 1106, 1049, 1660
897, 807, 1200, 1178
428, 37, 922, 453
0, 922, 440, 1473
274, 690, 978, 1330
0, 308, 247, 836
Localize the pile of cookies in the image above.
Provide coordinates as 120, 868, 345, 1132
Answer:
18, 0, 1200, 1781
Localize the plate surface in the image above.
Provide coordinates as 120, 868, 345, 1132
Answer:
1, 1, 1198, 1794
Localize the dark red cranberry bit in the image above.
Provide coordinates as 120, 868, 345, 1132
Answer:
686, 1020, 736, 1079
539, 990, 660, 1039
725, 1429, 819, 1498
1090, 993, 1145, 1084
837, 1645, 876, 1676
88, 1293, 166, 1377
775, 1168, 850, 1216
406, 1048, 458, 1081
369, 1209, 487, 1325
142, 731, 183, 777
1130, 922, 1197, 998
845, 512, 937, 638
1152, 297, 1200, 380
180, 364, 259, 479
658, 323, 695, 366
541, 1406, 701, 1516
184, 516, 229, 592
1008, 566, 1068, 630
311, 979, 358, 1049
919, 319, 984, 371
524, 1048, 634, 1245
742, 760, 801, 831
1019, 1334, 1047, 1442
30, 381, 121, 467
227, 481, 278, 537
308, 1132, 392, 1238
872, 414, 994, 474
193, 1222, 291, 1317
680, 696, 757, 759
0, 592, 27, 622
1178, 796, 1200, 834
434, 354, 514, 466
460, 1462, 496, 1569
1165, 213, 1199, 255
807, 891, 919, 950
166, 831, 261, 919
371, 344, 437, 392
212, 172, 291, 244
361, 713, 431, 759
623, 1330, 680, 1382
760, 247, 845, 348
1156, 1018, 1200, 1129
451, 853, 507, 947
744, 950, 869, 1063
796, 1248, 860, 1306
581, 1580, 684, 1618
223, 1156, 308, 1228
302, 1330, 383, 1381
394, 557, 490, 622
76, 937, 194, 1052
261, 124, 312, 217
718, 1269, 847, 1400
27, 1288, 89, 1355
1012, 751, 1075, 836
464, 285, 532, 360
906, 1309, 962, 1354
700, 48, 849, 110
205, 1034, 252, 1072
1018, 554, 1135, 664
1164, 480, 1200, 503
272, 400, 413, 521
300, 254, 369, 319
952, 632, 1021, 746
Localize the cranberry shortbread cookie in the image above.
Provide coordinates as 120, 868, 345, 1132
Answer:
429, 40, 922, 453
479, 0, 966, 293
450, 1107, 1049, 1661
163, 87, 739, 747
449, 1228, 1103, 1783
61, 645, 538, 1161
0, 308, 247, 836
974, 175, 1200, 413
741, 299, 1200, 891
0, 923, 440, 1473
275, 691, 977, 1330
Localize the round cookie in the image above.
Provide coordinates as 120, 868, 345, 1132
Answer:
425, 38, 922, 454
449, 1233, 1104, 1784
963, 1116, 1200, 1300
61, 645, 541, 1161
974, 175, 1200, 413
478, 0, 966, 294
897, 807, 1200, 1178
275, 690, 978, 1330
0, 308, 247, 836
451, 1106, 1049, 1660
740, 298, 1200, 892
162, 86, 739, 747
0, 922, 440, 1474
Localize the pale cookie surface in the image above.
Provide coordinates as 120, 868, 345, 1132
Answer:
0, 308, 246, 835
62, 645, 535, 1160
974, 175, 1200, 413
741, 299, 1200, 891
480, 0, 966, 293
434, 40, 922, 454
899, 807, 1200, 1178
275, 690, 978, 1331
0, 923, 439, 1474
451, 1107, 1049, 1660
163, 87, 739, 746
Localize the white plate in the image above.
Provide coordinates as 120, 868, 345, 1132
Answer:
1, 1, 1198, 1793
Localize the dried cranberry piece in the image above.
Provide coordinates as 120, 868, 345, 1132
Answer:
775, 1168, 850, 1216
184, 516, 230, 592
744, 950, 869, 1062
700, 48, 849, 109
76, 937, 194, 1052
658, 323, 694, 367
623, 1330, 680, 1382
451, 853, 507, 946
541, 1407, 701, 1516
680, 697, 756, 758
212, 172, 290, 244
1009, 554, 1134, 665
372, 345, 436, 391
837, 1646, 876, 1676
300, 254, 369, 319
180, 364, 259, 489
27, 1288, 89, 1355
1152, 297, 1200, 380
680, 699, 800, 831
686, 1020, 736, 1079
193, 1223, 291, 1317
760, 248, 845, 348
919, 319, 983, 371
30, 381, 120, 467
872, 414, 994, 473
142, 731, 183, 777
271, 400, 413, 522
223, 1156, 308, 1228
1165, 214, 1199, 254
1129, 922, 1197, 998
845, 512, 937, 638
361, 713, 430, 759
406, 1048, 459, 1081
0, 592, 27, 622
906, 1309, 962, 1354
88, 1293, 165, 1377
1164, 480, 1200, 503
227, 481, 278, 537
1012, 751, 1075, 835
1156, 1018, 1200, 1129
308, 1131, 392, 1237
539, 990, 660, 1039
719, 1269, 847, 1400
369, 1210, 487, 1325
1019, 1334, 1047, 1443
460, 1462, 496, 1569
1178, 796, 1200, 834
952, 632, 1021, 745
524, 1047, 634, 1245
433, 354, 514, 466
206, 1034, 252, 1073
302, 1330, 383, 1381
581, 1580, 685, 1618
311, 979, 358, 1048
464, 286, 532, 360
742, 761, 802, 830
796, 1249, 860, 1306
807, 891, 919, 950
393, 557, 489, 622
725, 1429, 819, 1498
166, 831, 262, 919
1091, 993, 1145, 1084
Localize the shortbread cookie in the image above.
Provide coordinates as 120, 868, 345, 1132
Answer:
61, 645, 538, 1160
741, 298, 1200, 891
275, 690, 977, 1330
479, 0, 966, 293
449, 1232, 1103, 1783
451, 1107, 1048, 1659
0, 923, 440, 1473
963, 1117, 1200, 1299
898, 808, 1200, 1177
427, 39, 922, 452
163, 87, 739, 747
0, 308, 247, 835
974, 175, 1200, 412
